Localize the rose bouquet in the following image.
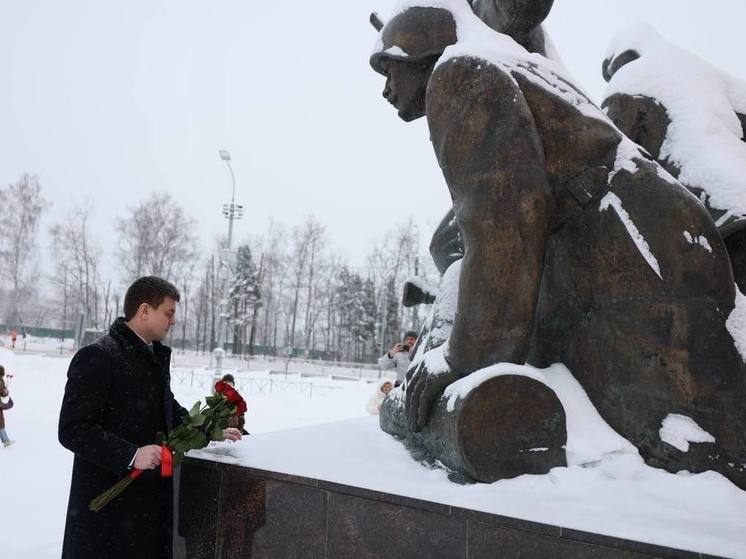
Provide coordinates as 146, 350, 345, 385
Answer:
89, 393, 236, 512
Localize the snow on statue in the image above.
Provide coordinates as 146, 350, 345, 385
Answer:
369, 0, 746, 490
602, 22, 746, 292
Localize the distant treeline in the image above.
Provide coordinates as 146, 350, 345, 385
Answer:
0, 175, 436, 363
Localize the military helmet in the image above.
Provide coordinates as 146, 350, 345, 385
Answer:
370, 7, 458, 76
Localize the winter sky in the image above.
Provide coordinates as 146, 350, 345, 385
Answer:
1, 0, 744, 272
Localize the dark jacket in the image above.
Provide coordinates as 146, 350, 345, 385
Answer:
58, 317, 188, 559
0, 396, 12, 430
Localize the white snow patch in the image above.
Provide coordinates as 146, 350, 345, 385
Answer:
423, 343, 451, 377
682, 231, 713, 253
726, 287, 746, 362
655, 163, 678, 184
599, 192, 662, 278
604, 22, 746, 223
659, 413, 715, 452
608, 136, 643, 183
383, 45, 408, 57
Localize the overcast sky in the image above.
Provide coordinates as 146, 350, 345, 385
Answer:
1, 0, 744, 277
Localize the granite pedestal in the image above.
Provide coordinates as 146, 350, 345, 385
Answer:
177, 457, 721, 559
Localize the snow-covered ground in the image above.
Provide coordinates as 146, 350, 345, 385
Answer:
3, 343, 746, 558
0, 346, 379, 559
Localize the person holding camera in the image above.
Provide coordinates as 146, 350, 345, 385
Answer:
377, 330, 418, 387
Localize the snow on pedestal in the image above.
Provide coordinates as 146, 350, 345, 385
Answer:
191, 416, 746, 557
192, 409, 746, 558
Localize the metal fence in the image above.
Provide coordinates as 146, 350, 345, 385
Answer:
0, 324, 75, 339
171, 350, 385, 380
170, 368, 344, 399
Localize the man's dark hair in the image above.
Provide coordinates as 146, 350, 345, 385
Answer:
221, 374, 235, 384
0, 365, 4, 377
123, 276, 181, 321
404, 330, 418, 340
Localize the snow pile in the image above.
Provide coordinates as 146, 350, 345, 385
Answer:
443, 362, 636, 466
659, 413, 715, 452
726, 286, 746, 361
604, 22, 746, 223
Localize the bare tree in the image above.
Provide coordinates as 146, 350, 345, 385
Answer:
116, 191, 197, 283
0, 173, 48, 323
175, 262, 196, 351
101, 280, 114, 327
366, 219, 430, 348
301, 218, 326, 350
286, 216, 324, 351
254, 220, 287, 353
49, 202, 103, 328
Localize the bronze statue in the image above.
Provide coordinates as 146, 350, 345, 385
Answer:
426, 0, 555, 274
370, 1, 746, 488
602, 23, 746, 292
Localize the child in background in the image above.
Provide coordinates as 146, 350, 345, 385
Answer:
0, 365, 14, 447
366, 379, 394, 415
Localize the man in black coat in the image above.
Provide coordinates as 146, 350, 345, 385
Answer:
58, 276, 240, 558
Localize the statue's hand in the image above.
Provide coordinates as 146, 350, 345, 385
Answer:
405, 360, 459, 432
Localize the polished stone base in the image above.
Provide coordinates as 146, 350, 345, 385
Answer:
177, 457, 716, 559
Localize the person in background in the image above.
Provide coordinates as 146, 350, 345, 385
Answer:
10, 330, 16, 349
0, 367, 14, 447
214, 373, 249, 435
366, 379, 394, 415
378, 330, 418, 387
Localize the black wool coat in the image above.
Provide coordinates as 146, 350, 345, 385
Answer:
58, 318, 188, 559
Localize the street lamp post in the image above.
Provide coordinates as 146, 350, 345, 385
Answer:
219, 150, 240, 249
213, 150, 244, 378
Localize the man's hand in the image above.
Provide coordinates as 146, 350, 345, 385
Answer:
133, 445, 162, 469
405, 362, 459, 432
388, 343, 405, 358
222, 427, 242, 442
